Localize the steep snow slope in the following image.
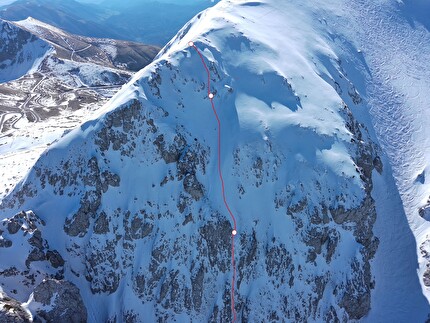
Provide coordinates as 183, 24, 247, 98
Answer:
300, 0, 430, 310
0, 19, 51, 82
349, 1, 430, 299
0, 0, 429, 322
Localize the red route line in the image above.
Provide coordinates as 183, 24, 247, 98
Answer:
190, 42, 238, 323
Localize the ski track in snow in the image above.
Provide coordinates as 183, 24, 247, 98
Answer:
190, 41, 238, 323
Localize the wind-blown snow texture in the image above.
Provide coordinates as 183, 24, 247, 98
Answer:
1, 0, 429, 322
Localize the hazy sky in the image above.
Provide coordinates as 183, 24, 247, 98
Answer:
0, 0, 15, 5
0, 0, 215, 4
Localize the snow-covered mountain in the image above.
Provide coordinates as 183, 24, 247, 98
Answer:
0, 19, 50, 82
13, 17, 160, 72
1, 0, 429, 322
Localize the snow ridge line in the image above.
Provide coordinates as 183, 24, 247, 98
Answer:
189, 41, 238, 322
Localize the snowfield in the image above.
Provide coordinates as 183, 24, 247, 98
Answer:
0, 0, 429, 322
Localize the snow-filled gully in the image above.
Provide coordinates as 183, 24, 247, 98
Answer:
189, 41, 238, 323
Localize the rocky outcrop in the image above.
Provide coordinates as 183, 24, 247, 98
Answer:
0, 210, 66, 304
30, 279, 87, 323
0, 290, 31, 322
420, 238, 430, 287
419, 198, 430, 221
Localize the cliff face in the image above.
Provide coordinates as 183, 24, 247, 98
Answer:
0, 0, 428, 322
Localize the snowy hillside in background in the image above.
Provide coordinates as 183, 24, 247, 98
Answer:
0, 20, 50, 82
13, 17, 160, 71
0, 18, 159, 199
0, 0, 430, 322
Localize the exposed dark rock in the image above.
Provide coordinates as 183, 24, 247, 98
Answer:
423, 268, 430, 287
0, 182, 37, 210
123, 311, 139, 323
287, 198, 308, 215
265, 244, 292, 278
124, 213, 153, 240
339, 260, 371, 319
132, 273, 146, 298
0, 237, 12, 248
419, 203, 430, 221
148, 69, 162, 98
305, 227, 329, 255
95, 100, 142, 154
312, 276, 328, 315
177, 194, 190, 214
182, 213, 193, 226
200, 220, 231, 272
154, 134, 182, 164
85, 239, 120, 294
326, 231, 340, 263
64, 205, 91, 237
7, 220, 21, 235
183, 173, 204, 201
0, 289, 31, 323
191, 265, 204, 310
64, 190, 101, 237
348, 85, 362, 104
176, 140, 207, 178
330, 196, 378, 256
324, 306, 340, 323
373, 156, 383, 174
46, 250, 65, 268
237, 230, 259, 290
94, 211, 109, 234
2, 211, 42, 234
101, 171, 121, 193
28, 230, 44, 249
159, 270, 181, 312
31, 279, 87, 323
420, 239, 430, 287
303, 226, 339, 264
25, 248, 45, 267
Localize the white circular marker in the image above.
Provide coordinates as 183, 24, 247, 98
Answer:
232, 230, 237, 236
188, 41, 194, 47
208, 93, 214, 99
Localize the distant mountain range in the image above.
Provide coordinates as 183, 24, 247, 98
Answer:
13, 17, 159, 71
0, 0, 216, 46
0, 0, 116, 39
